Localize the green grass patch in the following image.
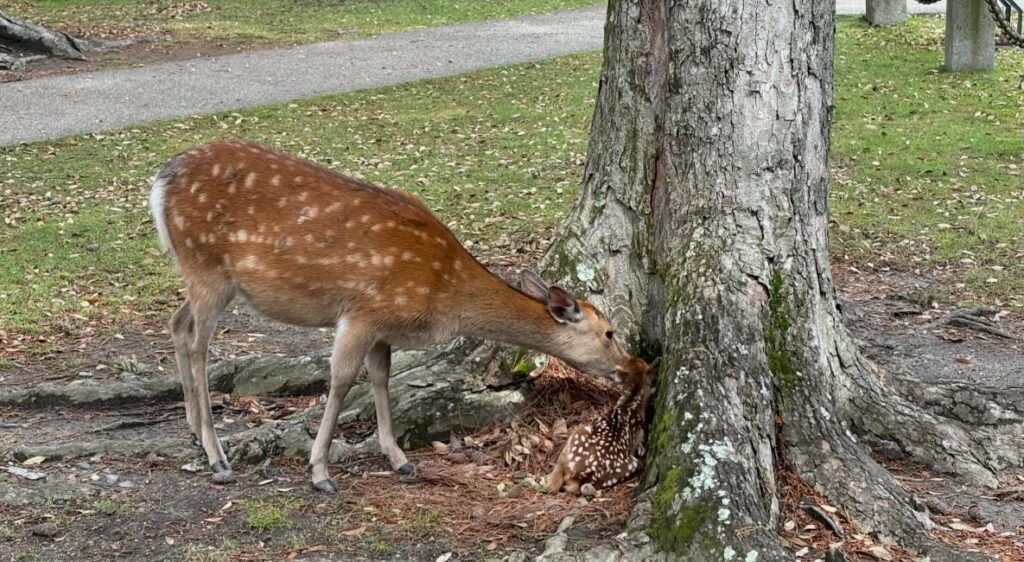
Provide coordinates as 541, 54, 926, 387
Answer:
2, 15, 1022, 339
14, 0, 601, 45
0, 53, 599, 334
92, 497, 130, 516
242, 497, 306, 532
831, 15, 1024, 303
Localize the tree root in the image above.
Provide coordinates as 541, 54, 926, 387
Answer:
0, 12, 88, 60
846, 363, 1021, 489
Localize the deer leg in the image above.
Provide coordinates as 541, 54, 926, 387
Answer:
169, 300, 200, 440
563, 477, 582, 495
309, 319, 372, 494
545, 461, 565, 493
365, 342, 412, 475
188, 283, 235, 484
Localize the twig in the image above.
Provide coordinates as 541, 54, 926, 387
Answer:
86, 415, 172, 433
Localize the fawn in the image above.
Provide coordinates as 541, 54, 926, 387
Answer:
546, 356, 660, 494
148, 140, 632, 493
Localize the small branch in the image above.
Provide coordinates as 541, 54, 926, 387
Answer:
85, 415, 173, 434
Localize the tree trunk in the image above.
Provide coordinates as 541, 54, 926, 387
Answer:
543, 1, 1017, 559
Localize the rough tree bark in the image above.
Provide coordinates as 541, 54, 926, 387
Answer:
541, 1, 1019, 560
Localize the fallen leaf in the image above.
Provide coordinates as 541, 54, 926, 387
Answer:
342, 523, 369, 536
22, 456, 46, 466
486, 542, 498, 551
436, 553, 453, 562
432, 441, 450, 455
204, 517, 224, 523
866, 545, 893, 561
164, 537, 174, 545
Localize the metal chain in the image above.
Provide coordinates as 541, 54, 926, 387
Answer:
985, 0, 1024, 48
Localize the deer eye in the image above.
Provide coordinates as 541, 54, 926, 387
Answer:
605, 331, 614, 340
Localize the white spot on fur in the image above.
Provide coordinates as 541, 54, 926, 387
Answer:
245, 172, 256, 189
237, 255, 259, 270
271, 175, 281, 186
236, 229, 248, 243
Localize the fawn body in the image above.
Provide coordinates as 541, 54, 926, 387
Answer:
546, 357, 660, 494
149, 140, 631, 492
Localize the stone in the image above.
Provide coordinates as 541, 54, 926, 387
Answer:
945, 0, 996, 72
865, 0, 907, 26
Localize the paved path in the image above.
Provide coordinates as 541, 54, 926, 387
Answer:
0, 2, 946, 147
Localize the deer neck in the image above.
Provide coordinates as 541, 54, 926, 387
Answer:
457, 271, 565, 355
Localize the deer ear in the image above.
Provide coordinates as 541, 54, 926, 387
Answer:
520, 269, 550, 301
546, 286, 582, 323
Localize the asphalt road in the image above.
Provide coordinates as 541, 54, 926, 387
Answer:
0, 2, 946, 147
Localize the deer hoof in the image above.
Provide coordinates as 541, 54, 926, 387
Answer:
211, 461, 235, 484
396, 463, 415, 476
312, 479, 338, 494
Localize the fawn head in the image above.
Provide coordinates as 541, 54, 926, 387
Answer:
519, 269, 631, 381
617, 356, 661, 391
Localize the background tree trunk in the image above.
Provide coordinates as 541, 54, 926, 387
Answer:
543, 1, 1018, 559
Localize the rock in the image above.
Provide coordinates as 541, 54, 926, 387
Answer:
4, 466, 46, 481
30, 522, 60, 538
471, 506, 486, 519
580, 483, 597, 498
505, 552, 529, 562
223, 355, 331, 397
103, 473, 120, 486
117, 480, 134, 488
180, 462, 202, 473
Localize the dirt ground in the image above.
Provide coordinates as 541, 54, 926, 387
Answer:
2, 266, 1024, 562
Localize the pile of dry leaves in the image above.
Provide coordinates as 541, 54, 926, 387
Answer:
342, 359, 639, 547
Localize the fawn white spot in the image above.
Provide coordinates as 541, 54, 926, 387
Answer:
244, 172, 256, 189
395, 296, 408, 305
325, 202, 342, 213
206, 211, 215, 222
238, 255, 259, 270
247, 205, 255, 215
236, 230, 248, 243
190, 181, 201, 194
184, 238, 194, 248
383, 255, 395, 266
198, 194, 207, 203
416, 287, 430, 295
370, 224, 382, 232
228, 184, 237, 194
298, 192, 309, 202
173, 214, 185, 230
401, 251, 415, 261
211, 164, 221, 177
271, 175, 281, 187
360, 214, 370, 223
432, 261, 442, 270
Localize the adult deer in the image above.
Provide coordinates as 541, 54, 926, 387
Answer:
149, 140, 632, 493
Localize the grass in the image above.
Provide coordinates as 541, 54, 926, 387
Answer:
831, 16, 1024, 304
0, 53, 597, 335
242, 497, 305, 533
12, 0, 601, 44
92, 497, 130, 516
1, 15, 1022, 339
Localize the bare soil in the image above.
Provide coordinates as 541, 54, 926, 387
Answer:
2, 265, 1023, 561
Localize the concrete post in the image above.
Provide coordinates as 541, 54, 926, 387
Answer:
944, 0, 996, 72
866, 0, 908, 25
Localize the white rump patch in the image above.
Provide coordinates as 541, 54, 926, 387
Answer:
149, 175, 173, 257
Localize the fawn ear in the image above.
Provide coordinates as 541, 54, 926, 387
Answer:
520, 269, 550, 301
546, 286, 582, 324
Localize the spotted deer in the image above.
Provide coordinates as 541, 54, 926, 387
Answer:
546, 356, 660, 495
148, 140, 632, 493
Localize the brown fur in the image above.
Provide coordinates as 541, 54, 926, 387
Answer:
151, 140, 633, 488
546, 357, 660, 494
